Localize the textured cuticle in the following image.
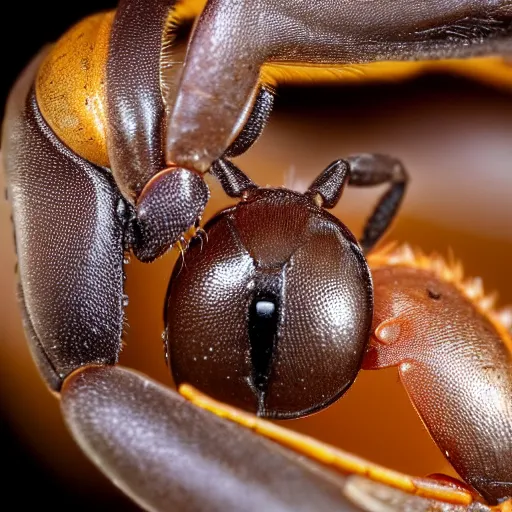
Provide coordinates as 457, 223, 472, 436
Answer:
137, 166, 206, 204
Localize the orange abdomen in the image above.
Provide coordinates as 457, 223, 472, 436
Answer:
366, 247, 512, 504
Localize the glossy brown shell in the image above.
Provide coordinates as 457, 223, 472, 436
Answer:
166, 188, 373, 418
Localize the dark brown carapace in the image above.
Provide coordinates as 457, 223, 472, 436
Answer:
165, 154, 408, 420
166, 187, 373, 419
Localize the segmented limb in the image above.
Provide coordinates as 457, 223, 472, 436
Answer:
346, 154, 409, 253
223, 86, 275, 159
209, 86, 273, 197
307, 155, 408, 253
60, 365, 360, 512
167, 0, 512, 171
209, 158, 257, 198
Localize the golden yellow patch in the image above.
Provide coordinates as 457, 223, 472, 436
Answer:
261, 57, 512, 91
36, 12, 114, 167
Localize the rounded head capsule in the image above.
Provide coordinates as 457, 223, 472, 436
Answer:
165, 188, 373, 419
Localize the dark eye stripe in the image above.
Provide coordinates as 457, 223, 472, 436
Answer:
248, 274, 283, 408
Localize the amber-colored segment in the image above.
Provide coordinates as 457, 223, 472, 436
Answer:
366, 245, 512, 504
499, 500, 512, 512
261, 57, 512, 90
173, 0, 207, 21
180, 384, 474, 506
36, 12, 114, 167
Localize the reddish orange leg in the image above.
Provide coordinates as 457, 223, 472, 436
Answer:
180, 384, 475, 507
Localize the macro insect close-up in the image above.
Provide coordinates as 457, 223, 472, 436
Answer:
1, 0, 512, 510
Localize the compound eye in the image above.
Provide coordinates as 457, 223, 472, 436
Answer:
166, 210, 373, 419
166, 214, 260, 413
253, 220, 373, 418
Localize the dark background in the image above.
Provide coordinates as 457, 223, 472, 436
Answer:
1, 1, 116, 120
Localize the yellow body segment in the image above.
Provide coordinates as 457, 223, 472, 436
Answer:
33, 1, 206, 169
262, 57, 512, 90
36, 12, 114, 167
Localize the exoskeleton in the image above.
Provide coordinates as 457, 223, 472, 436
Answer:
2, 0, 512, 510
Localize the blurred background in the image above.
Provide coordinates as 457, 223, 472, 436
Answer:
1, 2, 512, 510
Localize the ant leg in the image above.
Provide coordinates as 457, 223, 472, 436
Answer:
222, 85, 274, 159
61, 365, 359, 511
209, 86, 273, 198
209, 159, 257, 198
346, 154, 409, 254
307, 155, 408, 253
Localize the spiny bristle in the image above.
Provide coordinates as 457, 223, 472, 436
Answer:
495, 307, 512, 331
160, 1, 206, 110
369, 243, 465, 284
451, 261, 464, 283
160, 11, 180, 108
368, 243, 512, 337
463, 277, 484, 300
394, 244, 416, 264
478, 292, 498, 312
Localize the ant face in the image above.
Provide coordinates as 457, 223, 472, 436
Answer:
166, 183, 374, 419
165, 153, 408, 419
